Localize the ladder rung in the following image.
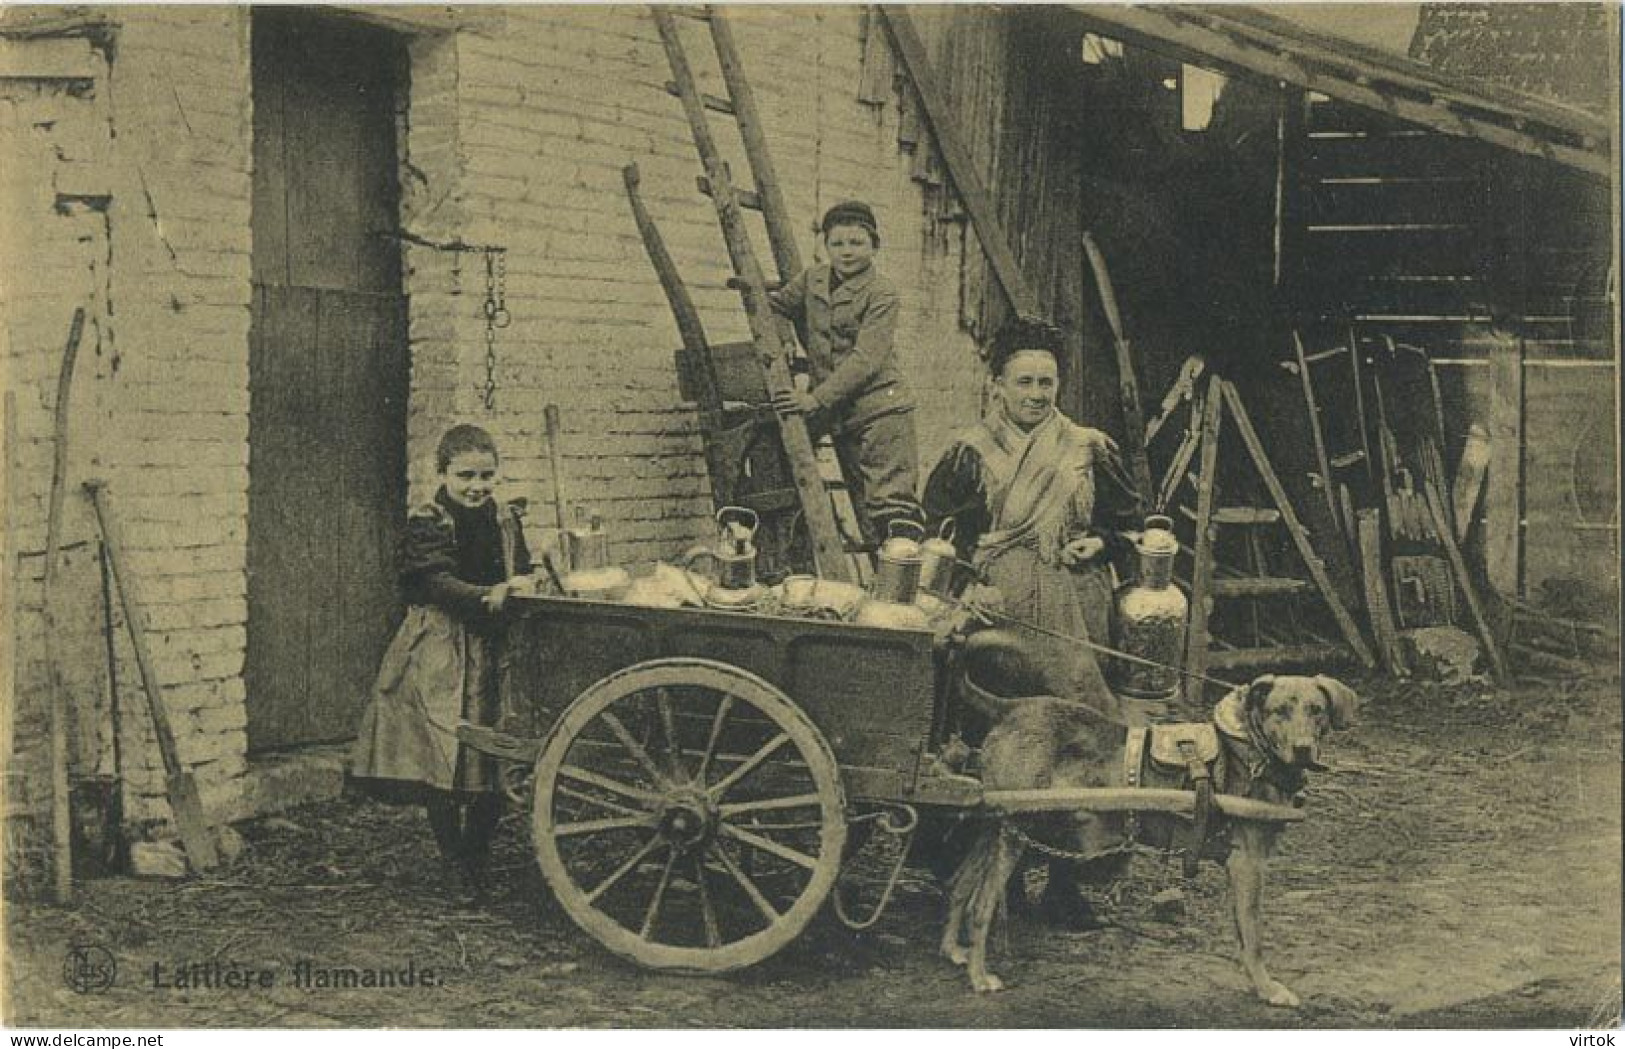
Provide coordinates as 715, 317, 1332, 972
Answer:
1177, 506, 1280, 526
1329, 450, 1367, 469
666, 81, 735, 116
1303, 346, 1351, 364
697, 175, 761, 211
1213, 507, 1281, 526
724, 276, 785, 294
1207, 643, 1349, 671
1211, 576, 1311, 599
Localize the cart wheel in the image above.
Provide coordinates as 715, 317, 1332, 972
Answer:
533, 657, 847, 973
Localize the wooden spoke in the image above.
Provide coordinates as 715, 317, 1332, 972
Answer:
712, 840, 780, 922
602, 711, 674, 790
718, 793, 824, 818
555, 814, 655, 838
655, 687, 687, 782
534, 658, 845, 973
558, 784, 648, 819
707, 731, 789, 800
718, 822, 819, 871
557, 764, 661, 807
695, 693, 735, 785
583, 834, 666, 905
694, 853, 721, 949
639, 849, 679, 941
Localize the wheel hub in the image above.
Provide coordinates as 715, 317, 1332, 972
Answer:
657, 788, 716, 850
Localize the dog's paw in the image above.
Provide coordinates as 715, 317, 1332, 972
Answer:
1256, 979, 1300, 1009
971, 972, 1006, 994
942, 943, 969, 967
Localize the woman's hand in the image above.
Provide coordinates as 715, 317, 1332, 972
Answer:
770, 388, 820, 416
482, 581, 515, 613
1060, 534, 1106, 567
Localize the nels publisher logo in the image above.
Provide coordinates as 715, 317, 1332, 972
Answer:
63, 944, 116, 994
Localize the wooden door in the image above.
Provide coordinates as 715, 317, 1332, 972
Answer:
247, 12, 407, 750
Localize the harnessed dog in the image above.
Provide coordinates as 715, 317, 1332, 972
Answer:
939, 631, 1358, 1005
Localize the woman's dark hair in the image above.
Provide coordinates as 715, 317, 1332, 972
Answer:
988, 318, 1064, 377
436, 423, 500, 472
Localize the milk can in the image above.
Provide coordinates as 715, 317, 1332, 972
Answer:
560, 508, 630, 601
1111, 515, 1187, 700
680, 507, 765, 610
854, 520, 930, 630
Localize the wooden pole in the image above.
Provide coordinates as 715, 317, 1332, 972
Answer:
1081, 232, 1153, 509
877, 6, 1042, 320
43, 307, 86, 902
1182, 384, 1223, 707
1485, 331, 1524, 598
984, 787, 1305, 824
706, 10, 802, 284
1422, 479, 1511, 685
1, 392, 17, 816
85, 480, 218, 872
1356, 509, 1408, 677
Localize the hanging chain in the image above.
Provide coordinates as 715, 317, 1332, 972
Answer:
481, 248, 511, 411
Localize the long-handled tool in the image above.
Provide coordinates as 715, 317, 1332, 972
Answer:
543, 403, 569, 542
84, 479, 218, 872
43, 307, 86, 902
1082, 232, 1153, 508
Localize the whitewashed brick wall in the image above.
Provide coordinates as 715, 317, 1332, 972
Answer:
4, 6, 988, 863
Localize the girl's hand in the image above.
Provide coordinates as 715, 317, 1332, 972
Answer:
483, 581, 514, 613
1060, 534, 1106, 566
770, 388, 820, 416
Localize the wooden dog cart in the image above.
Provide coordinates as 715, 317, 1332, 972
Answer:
460, 595, 1303, 974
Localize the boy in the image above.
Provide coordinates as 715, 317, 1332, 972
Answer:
768, 201, 922, 545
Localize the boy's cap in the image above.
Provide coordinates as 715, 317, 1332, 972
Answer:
820, 200, 878, 235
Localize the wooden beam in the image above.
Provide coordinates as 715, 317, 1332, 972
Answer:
1356, 509, 1408, 677
1065, 5, 1610, 179
1485, 331, 1524, 598
1422, 479, 1511, 686
1182, 384, 1223, 706
877, 7, 1043, 320
984, 787, 1306, 824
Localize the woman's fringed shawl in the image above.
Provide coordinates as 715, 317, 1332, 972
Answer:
962, 407, 1110, 565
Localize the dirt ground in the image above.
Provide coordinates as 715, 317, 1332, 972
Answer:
5, 671, 1620, 1029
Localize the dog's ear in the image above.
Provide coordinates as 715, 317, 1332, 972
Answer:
1246, 675, 1277, 712
1314, 675, 1360, 730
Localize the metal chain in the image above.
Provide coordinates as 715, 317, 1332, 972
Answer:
481, 248, 510, 411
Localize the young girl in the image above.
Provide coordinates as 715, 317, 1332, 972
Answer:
351, 424, 532, 901
768, 200, 923, 545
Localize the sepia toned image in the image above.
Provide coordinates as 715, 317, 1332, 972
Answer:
0, 1, 1618, 1030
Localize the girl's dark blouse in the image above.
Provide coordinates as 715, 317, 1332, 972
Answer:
400, 488, 532, 625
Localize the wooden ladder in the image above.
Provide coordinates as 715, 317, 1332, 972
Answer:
1161, 373, 1376, 704
648, 4, 857, 583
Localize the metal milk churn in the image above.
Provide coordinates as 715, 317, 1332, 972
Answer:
1110, 514, 1188, 699
681, 507, 765, 610
564, 507, 610, 572
561, 508, 630, 601
914, 519, 959, 619
854, 521, 930, 630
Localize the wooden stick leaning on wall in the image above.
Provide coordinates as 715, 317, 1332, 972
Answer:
1421, 478, 1510, 686
84, 479, 218, 872
42, 307, 86, 902
1081, 232, 1153, 509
